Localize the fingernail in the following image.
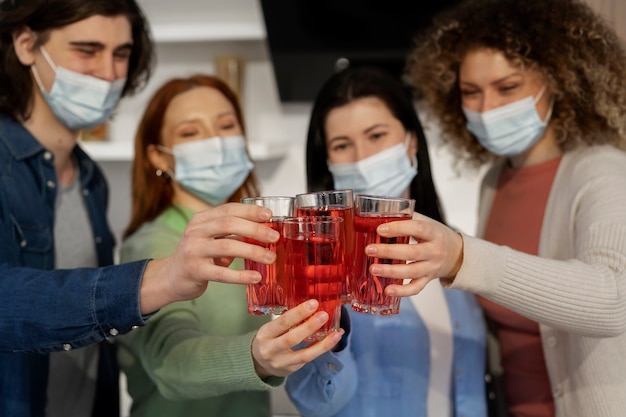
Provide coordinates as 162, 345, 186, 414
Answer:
268, 229, 280, 242
260, 208, 272, 220
378, 224, 389, 233
387, 288, 396, 296
264, 251, 276, 263
329, 331, 342, 344
316, 311, 329, 324
365, 245, 377, 255
305, 299, 318, 310
251, 272, 262, 284
370, 265, 382, 275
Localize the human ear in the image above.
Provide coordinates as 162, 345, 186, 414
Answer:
12, 26, 37, 66
147, 144, 173, 173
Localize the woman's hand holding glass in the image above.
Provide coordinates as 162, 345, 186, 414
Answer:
143, 203, 280, 313
362, 212, 465, 298
251, 299, 344, 378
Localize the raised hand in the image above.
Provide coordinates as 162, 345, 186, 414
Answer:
251, 300, 344, 378
140, 203, 281, 314
362, 212, 464, 298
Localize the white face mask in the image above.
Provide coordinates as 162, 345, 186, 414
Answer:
158, 135, 254, 206
327, 133, 418, 197
31, 46, 126, 130
463, 85, 553, 157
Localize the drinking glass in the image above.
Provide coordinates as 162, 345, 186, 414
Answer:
241, 196, 294, 315
282, 216, 344, 342
351, 195, 415, 315
294, 189, 355, 304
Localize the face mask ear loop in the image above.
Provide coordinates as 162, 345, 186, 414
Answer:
542, 99, 555, 125
31, 46, 58, 94
39, 46, 57, 71
404, 131, 419, 172
154, 145, 176, 177
156, 144, 174, 155
30, 64, 46, 93
533, 85, 547, 104
533, 85, 554, 124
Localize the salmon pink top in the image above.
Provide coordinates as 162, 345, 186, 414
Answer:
478, 157, 561, 417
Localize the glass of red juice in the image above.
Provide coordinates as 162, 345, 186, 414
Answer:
282, 216, 344, 342
352, 194, 415, 315
241, 196, 294, 315
294, 189, 355, 304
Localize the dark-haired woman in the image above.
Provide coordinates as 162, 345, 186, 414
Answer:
286, 67, 487, 417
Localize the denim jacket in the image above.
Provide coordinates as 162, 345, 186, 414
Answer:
0, 113, 150, 416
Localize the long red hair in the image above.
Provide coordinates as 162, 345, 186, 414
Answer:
124, 74, 259, 239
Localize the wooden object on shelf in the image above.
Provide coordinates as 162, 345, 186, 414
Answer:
214, 54, 245, 100
80, 123, 108, 141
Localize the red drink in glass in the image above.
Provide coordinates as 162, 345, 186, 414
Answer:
241, 196, 294, 315
283, 216, 344, 342
294, 205, 355, 304
243, 219, 288, 315
352, 213, 411, 315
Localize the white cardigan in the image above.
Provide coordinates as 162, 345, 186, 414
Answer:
449, 145, 626, 417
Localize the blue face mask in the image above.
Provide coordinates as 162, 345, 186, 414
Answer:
31, 46, 125, 130
328, 134, 418, 197
463, 86, 552, 157
159, 135, 254, 206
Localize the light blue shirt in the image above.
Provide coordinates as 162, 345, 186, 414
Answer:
286, 290, 487, 417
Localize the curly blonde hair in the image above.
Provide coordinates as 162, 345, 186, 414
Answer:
406, 0, 626, 165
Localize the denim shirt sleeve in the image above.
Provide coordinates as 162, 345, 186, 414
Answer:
286, 307, 359, 417
0, 260, 151, 354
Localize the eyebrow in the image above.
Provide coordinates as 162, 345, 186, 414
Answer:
363, 123, 389, 134
327, 123, 390, 144
216, 111, 236, 119
171, 112, 236, 130
68, 41, 133, 52
460, 72, 522, 87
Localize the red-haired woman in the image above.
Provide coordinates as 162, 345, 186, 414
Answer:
117, 74, 341, 417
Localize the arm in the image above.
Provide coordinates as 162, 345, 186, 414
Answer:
369, 148, 626, 337
286, 308, 359, 417
0, 203, 276, 352
119, 212, 342, 399
0, 261, 149, 353
120, 298, 342, 400
119, 303, 275, 399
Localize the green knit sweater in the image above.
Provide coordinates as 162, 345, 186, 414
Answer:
117, 205, 283, 417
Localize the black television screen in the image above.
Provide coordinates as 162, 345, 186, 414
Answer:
260, 0, 463, 102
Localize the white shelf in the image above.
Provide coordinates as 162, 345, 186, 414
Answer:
80, 140, 288, 162
151, 21, 265, 43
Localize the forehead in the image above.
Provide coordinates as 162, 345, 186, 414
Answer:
46, 14, 132, 46
325, 97, 396, 135
459, 48, 520, 82
163, 86, 235, 124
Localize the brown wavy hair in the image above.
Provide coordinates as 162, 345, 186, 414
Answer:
124, 74, 260, 238
0, 0, 154, 121
406, 0, 626, 166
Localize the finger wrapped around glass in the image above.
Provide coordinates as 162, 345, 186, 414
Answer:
244, 192, 414, 323
351, 194, 415, 315
241, 196, 294, 315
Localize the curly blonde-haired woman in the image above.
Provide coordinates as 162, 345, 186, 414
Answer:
364, 1, 626, 416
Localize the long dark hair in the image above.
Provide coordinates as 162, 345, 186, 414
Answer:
306, 66, 445, 223
0, 0, 154, 120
